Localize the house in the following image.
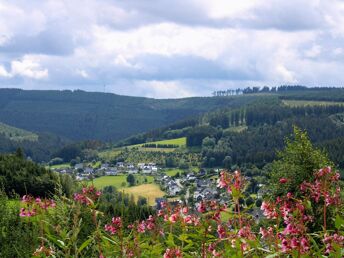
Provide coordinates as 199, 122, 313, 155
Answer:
168, 184, 181, 196
142, 166, 152, 174
186, 173, 196, 181
199, 169, 207, 177
196, 179, 210, 188
101, 163, 109, 169
116, 162, 125, 168
127, 164, 135, 169
128, 169, 138, 174
105, 168, 117, 176
200, 187, 218, 200
137, 163, 145, 169
84, 167, 94, 174
75, 163, 84, 170
76, 174, 89, 181
250, 207, 264, 223
193, 191, 204, 202
257, 184, 266, 199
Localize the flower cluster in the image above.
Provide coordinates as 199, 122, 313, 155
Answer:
104, 217, 122, 235
259, 167, 343, 256
217, 170, 245, 195
21, 167, 342, 257
19, 195, 56, 217
163, 247, 182, 258
73, 185, 102, 206
33, 244, 54, 257
323, 233, 344, 255
300, 166, 341, 207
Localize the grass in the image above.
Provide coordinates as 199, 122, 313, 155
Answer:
282, 100, 344, 107
123, 184, 165, 206
129, 137, 186, 148
225, 126, 248, 133
98, 137, 186, 161
164, 168, 184, 177
136, 147, 176, 153
91, 175, 154, 189
98, 149, 122, 160
49, 163, 71, 169
149, 137, 186, 146
90, 175, 162, 206
0, 122, 38, 142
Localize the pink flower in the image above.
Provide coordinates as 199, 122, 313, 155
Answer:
163, 248, 182, 258
104, 217, 122, 235
182, 207, 188, 214
279, 178, 288, 184
217, 224, 226, 239
137, 221, 146, 233
169, 213, 178, 223
261, 201, 278, 219
259, 227, 273, 239
197, 202, 206, 213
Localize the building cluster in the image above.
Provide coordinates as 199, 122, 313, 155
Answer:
51, 162, 159, 180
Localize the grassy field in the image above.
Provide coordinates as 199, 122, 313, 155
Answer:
98, 149, 122, 160
149, 137, 186, 146
90, 175, 163, 206
0, 122, 38, 141
91, 175, 154, 189
123, 184, 165, 206
282, 100, 344, 107
98, 137, 186, 160
164, 168, 184, 177
130, 137, 186, 148
48, 163, 71, 169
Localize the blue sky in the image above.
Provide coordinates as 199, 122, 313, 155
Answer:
0, 0, 344, 98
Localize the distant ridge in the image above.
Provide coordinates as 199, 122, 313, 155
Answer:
0, 88, 260, 141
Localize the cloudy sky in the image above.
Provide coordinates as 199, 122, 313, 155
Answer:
0, 0, 344, 98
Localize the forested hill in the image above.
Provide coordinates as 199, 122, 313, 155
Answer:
115, 89, 344, 169
0, 89, 261, 141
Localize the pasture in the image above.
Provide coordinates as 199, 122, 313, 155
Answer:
282, 100, 344, 107
123, 184, 165, 206
91, 175, 154, 189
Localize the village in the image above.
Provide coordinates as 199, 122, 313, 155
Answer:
51, 161, 264, 216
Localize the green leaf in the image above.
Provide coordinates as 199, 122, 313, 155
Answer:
178, 233, 188, 242
78, 238, 93, 254
335, 214, 344, 229
265, 252, 282, 258
165, 233, 176, 247
102, 236, 119, 246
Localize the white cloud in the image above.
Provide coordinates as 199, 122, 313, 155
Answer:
200, 0, 260, 20
11, 56, 48, 79
305, 45, 322, 58
0, 0, 344, 97
76, 69, 89, 78
0, 65, 11, 77
276, 64, 297, 83
135, 80, 194, 99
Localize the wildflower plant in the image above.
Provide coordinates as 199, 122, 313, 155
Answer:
20, 169, 343, 257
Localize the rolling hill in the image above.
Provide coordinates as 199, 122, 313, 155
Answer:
0, 122, 38, 142
0, 88, 262, 141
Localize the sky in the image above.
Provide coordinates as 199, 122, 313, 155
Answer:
0, 0, 344, 98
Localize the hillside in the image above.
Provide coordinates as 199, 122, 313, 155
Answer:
104, 88, 344, 170
0, 122, 38, 142
0, 89, 262, 141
